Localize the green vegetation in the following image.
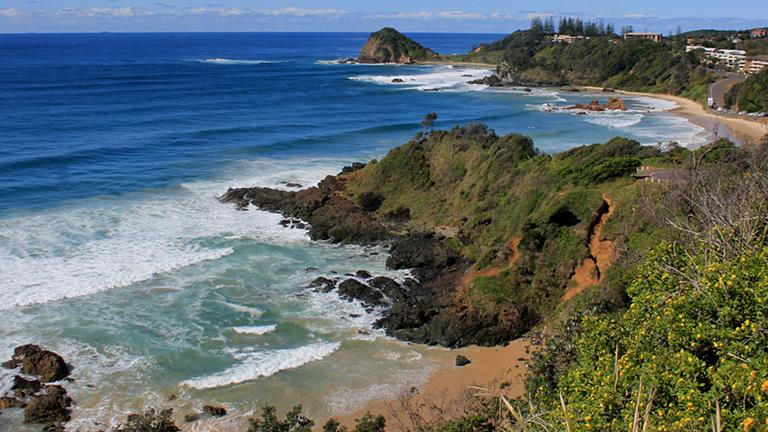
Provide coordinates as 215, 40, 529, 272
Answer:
725, 69, 768, 112
114, 409, 179, 432
341, 126, 674, 325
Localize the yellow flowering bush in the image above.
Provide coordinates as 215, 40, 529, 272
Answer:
550, 244, 768, 431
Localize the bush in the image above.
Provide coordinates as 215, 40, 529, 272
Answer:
248, 405, 314, 432
113, 409, 179, 432
552, 244, 768, 431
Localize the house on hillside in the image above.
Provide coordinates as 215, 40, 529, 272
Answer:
624, 32, 663, 42
751, 28, 768, 38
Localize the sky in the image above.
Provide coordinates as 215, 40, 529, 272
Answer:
0, 0, 767, 33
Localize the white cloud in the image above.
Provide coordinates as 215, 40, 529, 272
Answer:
57, 6, 156, 18
370, 10, 512, 20
525, 12, 555, 19
0, 8, 27, 17
259, 7, 344, 17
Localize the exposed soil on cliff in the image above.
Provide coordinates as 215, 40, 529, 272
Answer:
561, 194, 615, 302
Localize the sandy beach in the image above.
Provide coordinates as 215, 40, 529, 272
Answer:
582, 87, 768, 145
331, 339, 531, 431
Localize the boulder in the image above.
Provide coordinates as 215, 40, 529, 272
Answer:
12, 375, 42, 398
202, 405, 227, 417
355, 270, 373, 279
391, 78, 404, 83
184, 412, 200, 422
337, 279, 385, 306
309, 277, 336, 293
4, 345, 69, 382
386, 235, 457, 270
455, 355, 471, 366
23, 385, 71, 424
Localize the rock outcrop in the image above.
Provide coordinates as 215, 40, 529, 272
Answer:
2, 344, 69, 382
566, 97, 627, 111
23, 385, 72, 424
358, 27, 437, 64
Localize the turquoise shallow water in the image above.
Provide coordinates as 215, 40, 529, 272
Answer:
0, 33, 709, 431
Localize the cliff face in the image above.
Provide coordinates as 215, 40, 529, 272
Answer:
358, 27, 437, 64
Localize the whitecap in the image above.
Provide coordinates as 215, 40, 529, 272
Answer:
349, 66, 493, 92
201, 58, 282, 65
231, 325, 276, 336
182, 341, 340, 389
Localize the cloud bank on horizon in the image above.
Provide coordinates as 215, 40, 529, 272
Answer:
0, 0, 766, 33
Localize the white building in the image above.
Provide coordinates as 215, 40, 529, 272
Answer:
552, 34, 588, 44
686, 45, 746, 72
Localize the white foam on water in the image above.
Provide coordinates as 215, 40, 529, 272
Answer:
182, 341, 341, 390
231, 325, 276, 336
0, 157, 359, 310
221, 302, 263, 318
349, 66, 492, 92
201, 58, 282, 65
583, 113, 645, 128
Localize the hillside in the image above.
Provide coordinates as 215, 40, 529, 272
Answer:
454, 30, 716, 102
222, 125, 689, 347
726, 69, 768, 112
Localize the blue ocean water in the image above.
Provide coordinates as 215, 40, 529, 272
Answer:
0, 33, 707, 430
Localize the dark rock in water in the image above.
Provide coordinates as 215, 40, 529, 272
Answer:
309, 277, 336, 293
455, 355, 471, 366
523, 88, 532, 93
462, 74, 473, 77
24, 385, 71, 424
4, 345, 69, 382
391, 78, 405, 83
338, 279, 385, 306
369, 276, 407, 302
0, 396, 26, 409
284, 182, 303, 188
184, 412, 200, 422
349, 313, 362, 318
468, 74, 502, 86
12, 375, 42, 398
279, 219, 290, 226
304, 267, 318, 272
355, 270, 372, 279
202, 405, 227, 417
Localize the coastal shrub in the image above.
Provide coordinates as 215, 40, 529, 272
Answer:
548, 243, 768, 432
113, 408, 179, 432
247, 405, 314, 432
735, 69, 768, 113
351, 413, 386, 432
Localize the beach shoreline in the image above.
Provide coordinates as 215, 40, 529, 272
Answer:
328, 339, 531, 431
581, 87, 767, 145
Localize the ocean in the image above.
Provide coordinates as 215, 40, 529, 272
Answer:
0, 32, 707, 431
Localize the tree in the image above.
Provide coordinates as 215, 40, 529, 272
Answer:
422, 112, 438, 132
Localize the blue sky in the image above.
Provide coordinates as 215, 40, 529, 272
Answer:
1, 0, 766, 33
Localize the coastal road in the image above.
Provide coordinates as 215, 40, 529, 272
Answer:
709, 73, 744, 108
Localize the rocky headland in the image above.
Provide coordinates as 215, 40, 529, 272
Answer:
222, 124, 666, 348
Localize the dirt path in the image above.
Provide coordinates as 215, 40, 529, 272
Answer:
561, 194, 615, 302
